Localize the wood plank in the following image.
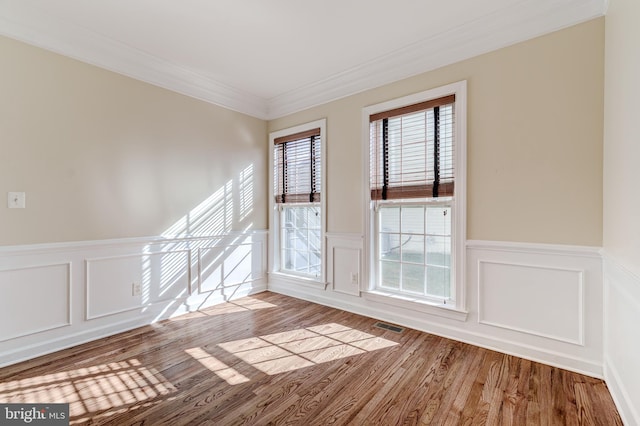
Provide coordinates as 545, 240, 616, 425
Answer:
0, 292, 623, 425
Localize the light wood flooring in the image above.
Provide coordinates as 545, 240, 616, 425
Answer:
0, 292, 622, 425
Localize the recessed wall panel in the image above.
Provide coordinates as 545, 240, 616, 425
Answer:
478, 261, 583, 345
333, 247, 361, 296
199, 242, 263, 293
86, 255, 144, 320
0, 263, 70, 341
148, 251, 190, 303
86, 251, 189, 320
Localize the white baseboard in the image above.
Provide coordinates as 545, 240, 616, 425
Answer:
0, 233, 615, 395
0, 231, 268, 368
268, 277, 601, 377
603, 254, 640, 425
270, 235, 604, 378
604, 357, 638, 426
0, 281, 267, 368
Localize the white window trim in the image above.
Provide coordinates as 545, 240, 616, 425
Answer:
361, 81, 467, 313
268, 118, 327, 285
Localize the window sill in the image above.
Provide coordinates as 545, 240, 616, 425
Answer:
268, 271, 328, 290
362, 290, 468, 322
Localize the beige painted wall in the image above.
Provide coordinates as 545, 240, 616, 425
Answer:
0, 36, 267, 246
269, 18, 604, 246
604, 0, 640, 276
603, 1, 640, 419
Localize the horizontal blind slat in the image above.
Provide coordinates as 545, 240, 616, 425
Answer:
370, 99, 455, 201
275, 132, 321, 204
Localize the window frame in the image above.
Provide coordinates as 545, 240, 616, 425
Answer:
269, 119, 327, 284
362, 81, 467, 313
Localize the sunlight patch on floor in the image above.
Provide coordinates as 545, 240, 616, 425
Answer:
0, 359, 175, 423
185, 347, 250, 385
170, 296, 278, 321
218, 323, 399, 376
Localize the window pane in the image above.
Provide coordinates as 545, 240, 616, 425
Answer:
380, 233, 400, 260
294, 251, 309, 272
309, 230, 321, 252
283, 249, 295, 270
294, 234, 308, 251
295, 208, 308, 228
281, 205, 321, 278
426, 236, 451, 267
380, 261, 400, 290
283, 227, 294, 250
402, 264, 425, 294
401, 235, 424, 264
427, 266, 450, 298
308, 207, 321, 228
309, 263, 321, 277
376, 202, 452, 302
401, 206, 424, 234
426, 206, 451, 236
380, 207, 400, 233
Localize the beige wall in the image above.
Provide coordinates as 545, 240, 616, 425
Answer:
0, 36, 267, 246
269, 18, 604, 246
604, 0, 640, 275
603, 1, 640, 419
1, 17, 605, 247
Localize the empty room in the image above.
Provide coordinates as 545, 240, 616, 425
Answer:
0, 0, 638, 424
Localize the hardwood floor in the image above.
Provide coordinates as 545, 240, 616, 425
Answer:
0, 292, 622, 425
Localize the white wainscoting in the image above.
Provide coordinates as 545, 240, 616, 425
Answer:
189, 237, 266, 311
603, 254, 640, 426
326, 233, 362, 296
0, 231, 267, 367
85, 250, 191, 320
269, 234, 603, 377
478, 260, 583, 345
0, 263, 71, 342
467, 240, 602, 376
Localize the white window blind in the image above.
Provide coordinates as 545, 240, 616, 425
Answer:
274, 128, 322, 204
370, 95, 455, 200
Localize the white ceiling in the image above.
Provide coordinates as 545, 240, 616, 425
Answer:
0, 0, 606, 119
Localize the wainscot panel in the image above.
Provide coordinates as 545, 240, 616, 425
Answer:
270, 235, 603, 377
86, 250, 191, 320
478, 261, 583, 345
326, 233, 362, 296
0, 263, 71, 342
0, 231, 267, 367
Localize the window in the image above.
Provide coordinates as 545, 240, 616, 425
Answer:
269, 120, 326, 282
364, 82, 466, 309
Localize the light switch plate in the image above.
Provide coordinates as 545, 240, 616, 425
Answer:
8, 192, 26, 208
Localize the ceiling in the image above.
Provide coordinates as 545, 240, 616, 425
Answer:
0, 0, 606, 119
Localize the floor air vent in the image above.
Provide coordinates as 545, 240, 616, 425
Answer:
374, 322, 404, 333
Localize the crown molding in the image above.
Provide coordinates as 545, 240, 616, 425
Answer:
266, 0, 607, 119
0, 10, 269, 119
0, 0, 606, 121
